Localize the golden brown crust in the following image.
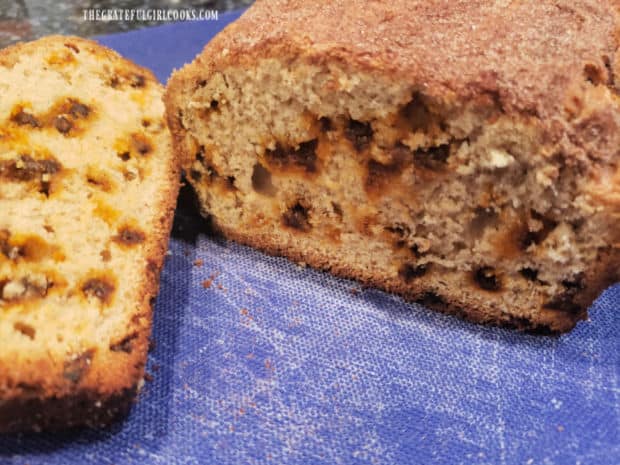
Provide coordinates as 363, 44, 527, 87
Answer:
0, 36, 180, 433
171, 0, 619, 117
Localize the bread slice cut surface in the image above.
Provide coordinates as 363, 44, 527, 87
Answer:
0, 36, 179, 432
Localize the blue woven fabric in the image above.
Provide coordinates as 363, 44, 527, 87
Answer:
1, 12, 619, 464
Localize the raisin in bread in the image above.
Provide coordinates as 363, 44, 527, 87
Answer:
165, 0, 620, 333
0, 36, 179, 432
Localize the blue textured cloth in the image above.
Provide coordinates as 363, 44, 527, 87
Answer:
1, 12, 619, 465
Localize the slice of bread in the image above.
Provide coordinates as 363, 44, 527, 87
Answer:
165, 0, 620, 333
0, 36, 179, 432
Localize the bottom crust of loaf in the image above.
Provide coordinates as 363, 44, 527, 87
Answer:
0, 386, 137, 433
212, 221, 617, 334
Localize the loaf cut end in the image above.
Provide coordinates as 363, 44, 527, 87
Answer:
0, 36, 179, 432
165, 0, 620, 333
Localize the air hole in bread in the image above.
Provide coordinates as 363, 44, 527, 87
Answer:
331, 202, 343, 217
474, 266, 502, 291
398, 263, 428, 282
401, 93, 432, 131
189, 168, 202, 181
110, 333, 138, 353
204, 164, 219, 183
225, 176, 236, 191
385, 224, 409, 239
39, 179, 52, 197
520, 210, 558, 249
384, 224, 411, 250
86, 169, 114, 192
81, 277, 115, 305
117, 151, 131, 161
64, 42, 79, 53
319, 117, 333, 132
413, 144, 450, 170
563, 274, 585, 289
14, 322, 35, 339
520, 267, 539, 281
282, 202, 311, 232
344, 119, 373, 151
453, 241, 467, 252
210, 100, 219, 109
410, 243, 427, 258
265, 139, 318, 173
251, 163, 276, 196
196, 146, 205, 163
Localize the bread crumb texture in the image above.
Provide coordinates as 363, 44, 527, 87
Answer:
166, 0, 620, 333
0, 36, 178, 432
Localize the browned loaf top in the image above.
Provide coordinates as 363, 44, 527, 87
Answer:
191, 0, 619, 120
165, 0, 620, 333
0, 36, 179, 432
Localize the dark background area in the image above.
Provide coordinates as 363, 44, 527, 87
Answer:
0, 0, 253, 48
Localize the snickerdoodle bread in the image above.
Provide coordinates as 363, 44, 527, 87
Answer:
0, 36, 179, 432
165, 0, 620, 333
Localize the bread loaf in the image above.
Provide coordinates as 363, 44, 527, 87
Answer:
165, 0, 620, 333
0, 36, 179, 432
